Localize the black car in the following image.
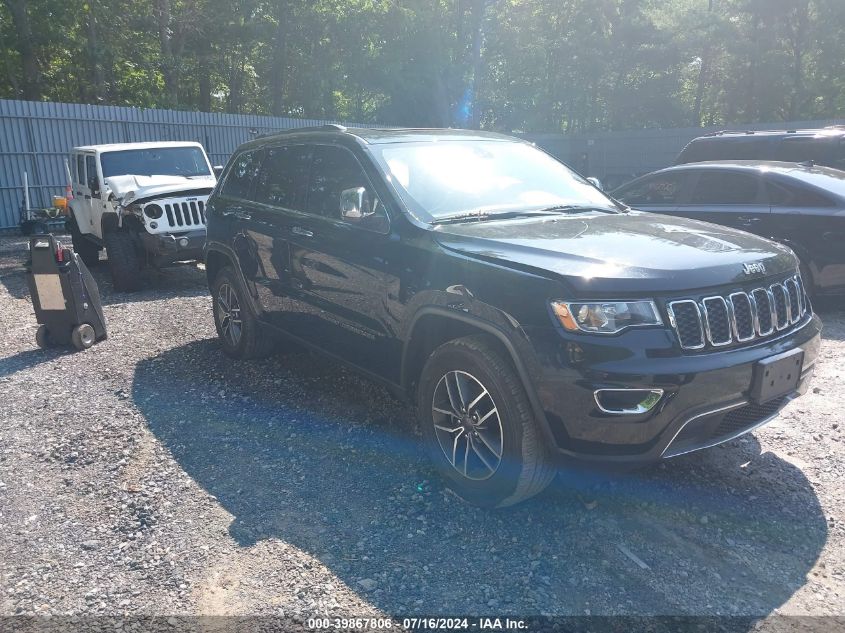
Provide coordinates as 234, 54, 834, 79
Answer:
204, 126, 821, 507
612, 161, 845, 297
676, 127, 845, 170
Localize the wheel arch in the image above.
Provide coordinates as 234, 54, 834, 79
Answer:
204, 244, 262, 316
401, 307, 553, 442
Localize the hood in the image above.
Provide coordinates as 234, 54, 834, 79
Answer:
434, 211, 798, 294
105, 174, 216, 204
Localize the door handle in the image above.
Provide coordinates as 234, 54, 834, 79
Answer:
291, 226, 314, 238
221, 207, 252, 221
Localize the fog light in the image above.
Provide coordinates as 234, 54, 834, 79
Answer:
179, 238, 189, 247
594, 389, 664, 415
149, 222, 158, 229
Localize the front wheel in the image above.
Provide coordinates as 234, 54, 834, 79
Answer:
417, 335, 554, 508
104, 230, 141, 292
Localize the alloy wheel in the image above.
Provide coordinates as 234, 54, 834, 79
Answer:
216, 283, 243, 348
431, 370, 503, 481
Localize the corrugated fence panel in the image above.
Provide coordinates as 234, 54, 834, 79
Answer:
3, 97, 844, 230
0, 98, 378, 229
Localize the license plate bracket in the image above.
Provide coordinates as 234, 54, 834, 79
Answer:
751, 348, 804, 404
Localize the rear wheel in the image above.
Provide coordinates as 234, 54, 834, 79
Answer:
417, 335, 554, 508
104, 230, 141, 292
212, 266, 274, 359
68, 216, 100, 267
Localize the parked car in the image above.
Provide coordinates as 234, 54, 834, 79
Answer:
204, 126, 820, 508
67, 142, 219, 291
676, 127, 845, 171
611, 161, 845, 297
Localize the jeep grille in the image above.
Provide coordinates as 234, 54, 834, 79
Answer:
164, 200, 206, 228
667, 274, 810, 351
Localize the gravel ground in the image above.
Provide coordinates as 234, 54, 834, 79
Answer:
0, 233, 843, 625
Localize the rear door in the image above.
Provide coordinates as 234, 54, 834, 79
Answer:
72, 152, 98, 234
245, 144, 313, 328
675, 169, 770, 233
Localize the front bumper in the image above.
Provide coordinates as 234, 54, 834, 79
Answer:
523, 315, 822, 464
139, 229, 206, 265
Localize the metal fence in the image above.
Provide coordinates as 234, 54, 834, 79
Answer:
0, 99, 377, 230
2, 97, 844, 230
524, 118, 845, 191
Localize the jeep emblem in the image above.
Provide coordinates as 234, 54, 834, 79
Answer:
742, 262, 766, 275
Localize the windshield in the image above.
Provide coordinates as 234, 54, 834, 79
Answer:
100, 147, 211, 179
369, 140, 617, 221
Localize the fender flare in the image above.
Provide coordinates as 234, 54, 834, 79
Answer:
401, 306, 553, 443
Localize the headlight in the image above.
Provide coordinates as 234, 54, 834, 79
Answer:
144, 204, 163, 220
551, 300, 663, 334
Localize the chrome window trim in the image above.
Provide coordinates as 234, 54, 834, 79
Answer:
701, 295, 733, 346
667, 300, 705, 350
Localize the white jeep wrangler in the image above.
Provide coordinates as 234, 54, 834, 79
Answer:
66, 142, 218, 291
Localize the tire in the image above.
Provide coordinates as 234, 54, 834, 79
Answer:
71, 324, 96, 350
417, 334, 555, 508
35, 325, 50, 349
104, 230, 141, 292
68, 216, 100, 267
799, 259, 816, 303
211, 266, 274, 360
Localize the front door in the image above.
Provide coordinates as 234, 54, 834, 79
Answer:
286, 144, 399, 378
678, 169, 770, 234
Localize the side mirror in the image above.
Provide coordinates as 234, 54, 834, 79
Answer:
88, 176, 100, 196
340, 186, 372, 220
586, 177, 604, 191
213, 165, 224, 178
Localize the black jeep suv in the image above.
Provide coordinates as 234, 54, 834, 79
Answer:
204, 126, 821, 507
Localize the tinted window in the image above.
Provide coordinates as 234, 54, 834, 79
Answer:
254, 145, 311, 211
85, 155, 98, 188
775, 137, 832, 164
307, 145, 375, 219
614, 172, 689, 205
767, 181, 834, 208
76, 154, 86, 186
690, 171, 759, 204
221, 150, 262, 200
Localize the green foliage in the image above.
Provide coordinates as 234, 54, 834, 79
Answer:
0, 0, 843, 130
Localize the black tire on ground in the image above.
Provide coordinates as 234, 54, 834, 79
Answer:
68, 216, 100, 267
104, 230, 142, 292
417, 334, 555, 508
71, 324, 96, 350
211, 266, 275, 360
35, 325, 50, 349
799, 259, 816, 303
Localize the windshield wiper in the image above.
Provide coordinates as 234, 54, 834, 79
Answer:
431, 209, 576, 225
535, 204, 619, 215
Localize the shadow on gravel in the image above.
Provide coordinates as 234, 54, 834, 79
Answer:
0, 347, 75, 378
136, 339, 828, 619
